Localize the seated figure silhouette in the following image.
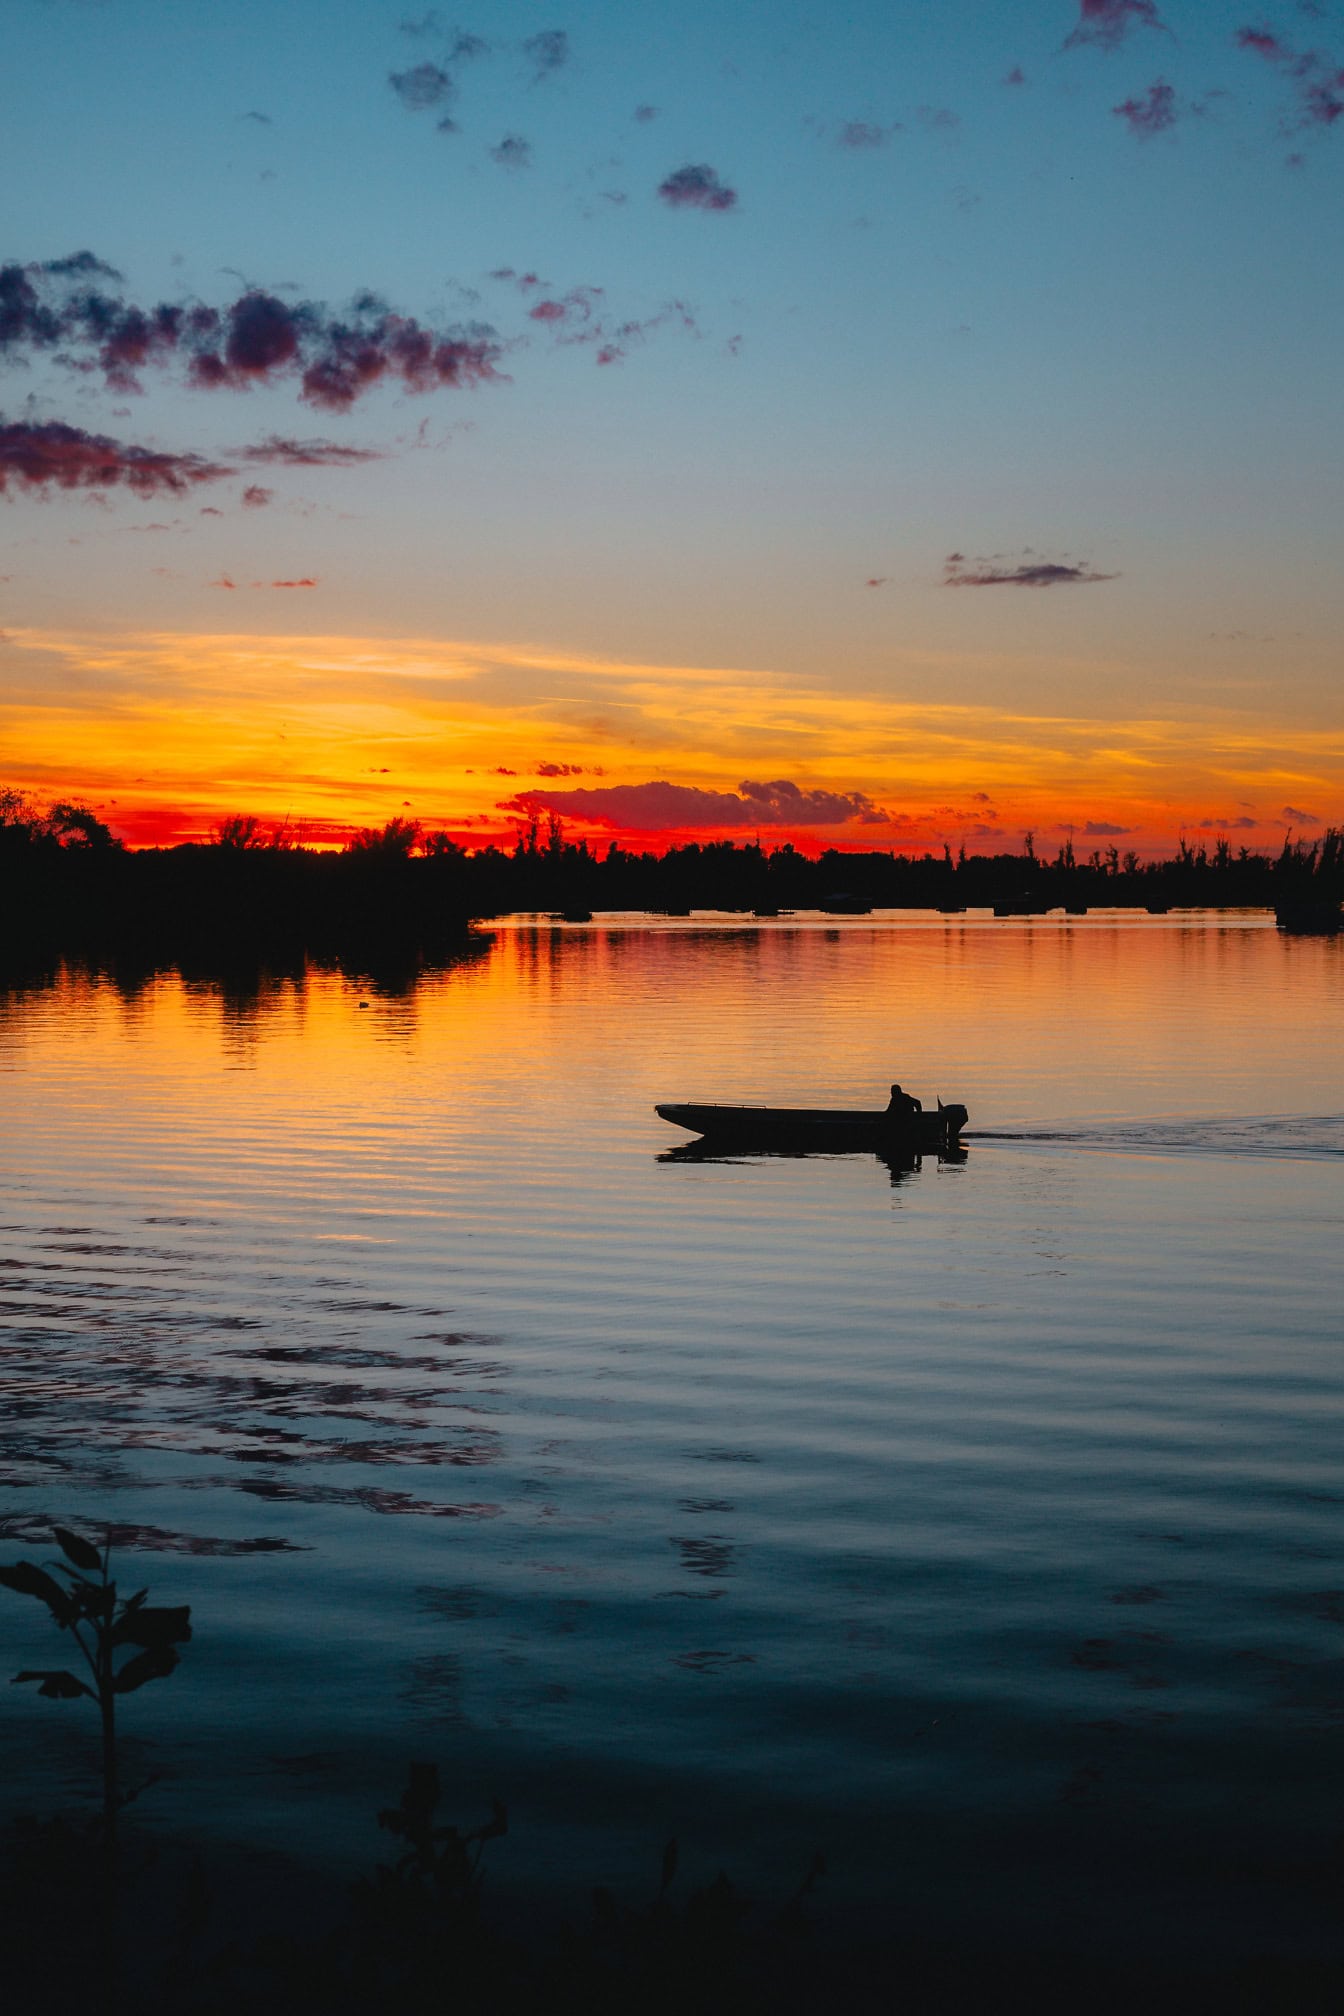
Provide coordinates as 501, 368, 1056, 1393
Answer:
886, 1082, 922, 1121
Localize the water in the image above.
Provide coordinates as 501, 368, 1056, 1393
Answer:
1, 914, 1341, 1962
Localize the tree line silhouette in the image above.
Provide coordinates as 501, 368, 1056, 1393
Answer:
3, 788, 1341, 958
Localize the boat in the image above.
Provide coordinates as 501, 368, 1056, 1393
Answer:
655, 1097, 968, 1153
1275, 900, 1342, 935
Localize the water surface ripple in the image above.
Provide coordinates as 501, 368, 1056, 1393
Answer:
0, 919, 1340, 1962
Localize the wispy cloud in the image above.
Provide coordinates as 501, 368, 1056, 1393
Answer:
239, 436, 386, 466
490, 134, 533, 168
838, 120, 899, 149
522, 29, 569, 82
0, 418, 233, 496
241, 484, 272, 507
1113, 80, 1179, 135
944, 551, 1118, 587
657, 164, 738, 211
1234, 22, 1344, 129
1064, 1, 1167, 52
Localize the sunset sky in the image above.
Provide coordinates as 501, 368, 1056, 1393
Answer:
3, 0, 1342, 855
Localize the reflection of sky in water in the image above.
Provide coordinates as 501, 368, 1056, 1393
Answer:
0, 920, 1341, 1960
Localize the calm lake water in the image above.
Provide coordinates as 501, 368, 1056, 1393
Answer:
1, 913, 1341, 1963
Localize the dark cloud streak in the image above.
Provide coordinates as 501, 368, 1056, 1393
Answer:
945, 552, 1118, 587
0, 418, 234, 497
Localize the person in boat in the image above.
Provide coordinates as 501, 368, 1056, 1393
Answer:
886, 1083, 922, 1121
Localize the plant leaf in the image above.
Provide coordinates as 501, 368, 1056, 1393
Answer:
0, 1562, 76, 1624
13, 1669, 93, 1700
113, 1604, 192, 1649
113, 1645, 179, 1693
53, 1528, 102, 1573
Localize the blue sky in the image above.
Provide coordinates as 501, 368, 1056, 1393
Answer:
3, 0, 1342, 849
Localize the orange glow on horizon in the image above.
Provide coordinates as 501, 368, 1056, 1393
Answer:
3, 623, 1340, 860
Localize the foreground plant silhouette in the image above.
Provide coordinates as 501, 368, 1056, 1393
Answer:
0, 1526, 191, 1857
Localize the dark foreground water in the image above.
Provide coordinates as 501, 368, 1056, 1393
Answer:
1, 914, 1341, 1965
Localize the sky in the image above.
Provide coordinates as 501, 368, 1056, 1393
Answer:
2, 0, 1342, 856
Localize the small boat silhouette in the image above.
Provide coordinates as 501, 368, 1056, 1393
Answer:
655, 1096, 968, 1153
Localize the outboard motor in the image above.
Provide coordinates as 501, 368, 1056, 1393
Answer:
938, 1102, 969, 1140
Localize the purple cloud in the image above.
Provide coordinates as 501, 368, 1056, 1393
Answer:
657, 163, 738, 211
1282, 804, 1321, 823
241, 483, 273, 507
1114, 80, 1179, 134
634, 103, 659, 122
498, 777, 887, 831
1, 262, 506, 411
490, 134, 533, 168
1083, 821, 1132, 835
1065, 1, 1167, 51
945, 552, 1118, 587
0, 418, 234, 497
1235, 25, 1344, 128
1004, 65, 1028, 86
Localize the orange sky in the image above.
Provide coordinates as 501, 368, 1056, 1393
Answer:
3, 623, 1340, 857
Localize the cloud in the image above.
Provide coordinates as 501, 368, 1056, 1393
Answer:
1281, 804, 1320, 823
2, 261, 505, 411
1064, 1, 1167, 52
657, 163, 738, 211
535, 760, 586, 776
490, 134, 533, 168
634, 103, 659, 122
864, 577, 888, 588
1236, 27, 1290, 61
1233, 23, 1344, 129
1004, 66, 1028, 86
944, 552, 1118, 587
1194, 814, 1259, 829
1113, 79, 1179, 134
241, 483, 273, 507
0, 417, 234, 497
240, 110, 272, 126
268, 578, 318, 589
41, 250, 123, 280
239, 435, 385, 465
917, 105, 959, 130
497, 777, 888, 831
838, 120, 897, 148
523, 29, 569, 81
389, 62, 456, 110
1083, 820, 1132, 835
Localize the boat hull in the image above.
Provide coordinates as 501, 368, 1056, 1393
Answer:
655, 1101, 968, 1152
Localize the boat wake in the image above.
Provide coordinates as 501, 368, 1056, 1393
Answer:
967, 1114, 1344, 1162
